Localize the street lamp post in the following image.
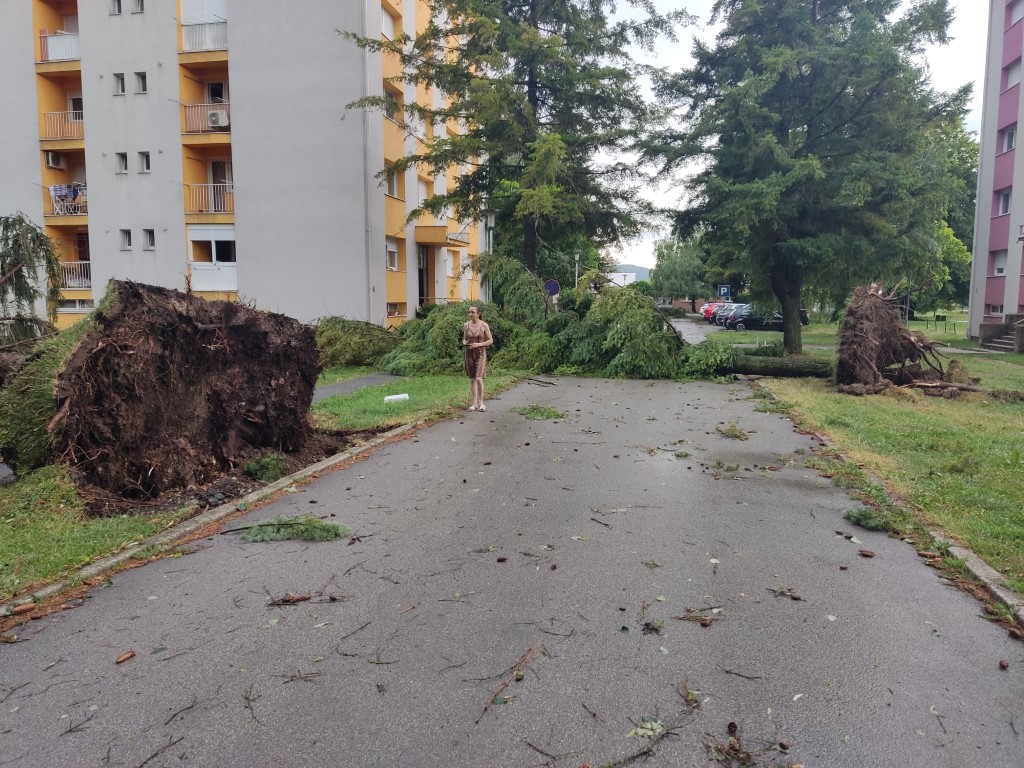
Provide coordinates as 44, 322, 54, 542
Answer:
480, 199, 496, 302
574, 251, 580, 287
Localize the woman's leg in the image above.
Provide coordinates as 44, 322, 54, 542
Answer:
475, 377, 485, 408
468, 377, 476, 409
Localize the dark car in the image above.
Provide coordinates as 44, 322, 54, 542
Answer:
726, 307, 810, 331
710, 303, 741, 325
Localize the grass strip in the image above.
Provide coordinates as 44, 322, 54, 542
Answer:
316, 365, 375, 387
312, 372, 521, 432
759, 378, 1024, 594
0, 465, 189, 601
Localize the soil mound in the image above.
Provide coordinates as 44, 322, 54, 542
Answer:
835, 287, 949, 395
2, 281, 320, 505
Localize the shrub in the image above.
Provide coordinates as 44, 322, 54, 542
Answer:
244, 453, 289, 483
677, 339, 735, 379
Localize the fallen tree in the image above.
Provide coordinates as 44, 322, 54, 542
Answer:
0, 281, 320, 506
835, 286, 972, 395
732, 354, 833, 378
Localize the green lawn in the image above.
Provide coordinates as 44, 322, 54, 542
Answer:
312, 372, 521, 432
762, 378, 1024, 594
0, 466, 190, 601
317, 365, 375, 387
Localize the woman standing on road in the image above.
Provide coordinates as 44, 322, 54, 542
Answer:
463, 305, 493, 411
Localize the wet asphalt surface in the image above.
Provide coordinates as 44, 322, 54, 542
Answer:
1, 377, 1022, 767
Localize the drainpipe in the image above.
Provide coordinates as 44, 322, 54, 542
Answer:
360, 0, 373, 321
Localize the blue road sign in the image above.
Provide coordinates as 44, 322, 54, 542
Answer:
718, 284, 731, 300
544, 279, 561, 296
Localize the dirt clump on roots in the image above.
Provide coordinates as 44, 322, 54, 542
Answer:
3, 281, 326, 512
835, 286, 966, 396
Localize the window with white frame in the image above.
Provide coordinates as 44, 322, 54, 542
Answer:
387, 302, 405, 317
120, 229, 132, 250
445, 251, 455, 278
116, 152, 128, 173
384, 91, 401, 122
381, 9, 395, 39
143, 229, 155, 250
1012, 0, 1024, 26
386, 240, 399, 271
993, 250, 1008, 275
138, 151, 150, 172
1003, 124, 1018, 153
990, 304, 1005, 315
110, 0, 122, 14
135, 72, 147, 94
1006, 59, 1022, 90
385, 168, 400, 198
999, 189, 1013, 215
133, 0, 144, 12
58, 298, 95, 312
113, 73, 126, 95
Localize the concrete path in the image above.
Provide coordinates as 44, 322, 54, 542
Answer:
1, 378, 1021, 767
312, 373, 401, 403
672, 317, 723, 344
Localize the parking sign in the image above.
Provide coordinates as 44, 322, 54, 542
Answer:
718, 285, 731, 301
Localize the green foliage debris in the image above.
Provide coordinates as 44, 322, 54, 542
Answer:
240, 514, 348, 543
244, 454, 289, 483
515, 405, 567, 420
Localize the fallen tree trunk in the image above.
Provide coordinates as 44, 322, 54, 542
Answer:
732, 354, 833, 378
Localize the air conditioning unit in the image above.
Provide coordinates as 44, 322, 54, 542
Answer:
207, 110, 229, 128
44, 151, 66, 169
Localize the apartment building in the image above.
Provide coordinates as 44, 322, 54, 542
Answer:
970, 0, 1024, 347
0, 0, 481, 330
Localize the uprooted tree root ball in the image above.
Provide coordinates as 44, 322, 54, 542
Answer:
835, 286, 970, 395
0, 281, 322, 511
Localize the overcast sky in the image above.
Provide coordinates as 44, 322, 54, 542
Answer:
614, 0, 988, 269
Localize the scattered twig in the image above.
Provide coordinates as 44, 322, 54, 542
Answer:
716, 665, 762, 681
263, 588, 312, 606
582, 702, 602, 721
475, 646, 541, 724
590, 517, 612, 528
275, 671, 324, 684
367, 648, 398, 665
60, 711, 96, 736
0, 682, 30, 704
525, 740, 574, 761
164, 699, 198, 725
137, 736, 185, 768
767, 587, 804, 601
343, 560, 370, 577
599, 713, 690, 768
242, 683, 263, 726
337, 621, 371, 643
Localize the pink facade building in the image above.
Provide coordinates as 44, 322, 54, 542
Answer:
970, 0, 1024, 349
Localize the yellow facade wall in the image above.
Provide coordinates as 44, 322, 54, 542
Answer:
385, 195, 406, 239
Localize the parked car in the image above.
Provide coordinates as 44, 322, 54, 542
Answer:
726, 307, 810, 330
701, 302, 723, 321
720, 303, 750, 327
713, 303, 743, 325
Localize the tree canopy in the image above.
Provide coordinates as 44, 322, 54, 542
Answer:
346, 0, 687, 275
645, 0, 971, 352
0, 213, 61, 341
650, 235, 706, 301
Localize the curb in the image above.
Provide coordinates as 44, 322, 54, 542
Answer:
0, 421, 421, 619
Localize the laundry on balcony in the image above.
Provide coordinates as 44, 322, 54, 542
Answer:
48, 183, 87, 215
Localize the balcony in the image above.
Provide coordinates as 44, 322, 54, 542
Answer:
184, 103, 231, 134
185, 183, 234, 214
59, 261, 91, 289
45, 184, 87, 217
42, 111, 84, 140
182, 22, 227, 53
39, 31, 80, 62
189, 262, 237, 292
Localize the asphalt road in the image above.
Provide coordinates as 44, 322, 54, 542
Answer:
1, 378, 1021, 767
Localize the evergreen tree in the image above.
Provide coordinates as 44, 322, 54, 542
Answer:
650, 235, 706, 302
0, 213, 61, 341
346, 0, 686, 274
645, 0, 970, 353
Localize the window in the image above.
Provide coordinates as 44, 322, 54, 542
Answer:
993, 250, 1008, 276
133, 0, 144, 12
1006, 59, 1022, 90
386, 243, 399, 271
385, 167, 401, 198
143, 229, 155, 250
135, 72, 147, 94
1003, 125, 1018, 153
120, 229, 132, 250
58, 298, 95, 312
989, 304, 1005, 315
138, 151, 150, 172
386, 302, 405, 318
113, 73, 125, 95
1012, 0, 1024, 26
999, 189, 1012, 215
381, 9, 395, 40
110, 0, 122, 14
384, 92, 401, 122
116, 152, 128, 173
69, 96, 84, 120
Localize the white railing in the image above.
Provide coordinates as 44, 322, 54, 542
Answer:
181, 21, 227, 52
185, 183, 234, 213
43, 111, 84, 140
59, 261, 91, 289
189, 262, 237, 291
39, 31, 80, 62
45, 184, 88, 216
184, 103, 231, 133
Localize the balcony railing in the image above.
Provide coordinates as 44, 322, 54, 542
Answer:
45, 184, 87, 216
39, 31, 80, 62
189, 262, 237, 291
181, 22, 227, 52
184, 103, 231, 134
59, 261, 91, 289
42, 111, 85, 140
186, 183, 234, 213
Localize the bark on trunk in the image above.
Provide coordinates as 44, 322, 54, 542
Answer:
770, 264, 803, 355
732, 354, 832, 378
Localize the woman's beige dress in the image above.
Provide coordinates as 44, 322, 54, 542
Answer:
463, 321, 489, 378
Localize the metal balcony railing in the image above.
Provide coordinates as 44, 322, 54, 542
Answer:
42, 111, 85, 140
184, 103, 231, 134
186, 183, 234, 213
39, 31, 80, 62
45, 184, 88, 216
59, 261, 91, 289
181, 22, 227, 52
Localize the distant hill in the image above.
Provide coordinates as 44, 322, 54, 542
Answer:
615, 263, 650, 281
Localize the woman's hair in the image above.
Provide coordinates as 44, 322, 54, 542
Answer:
469, 305, 482, 319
